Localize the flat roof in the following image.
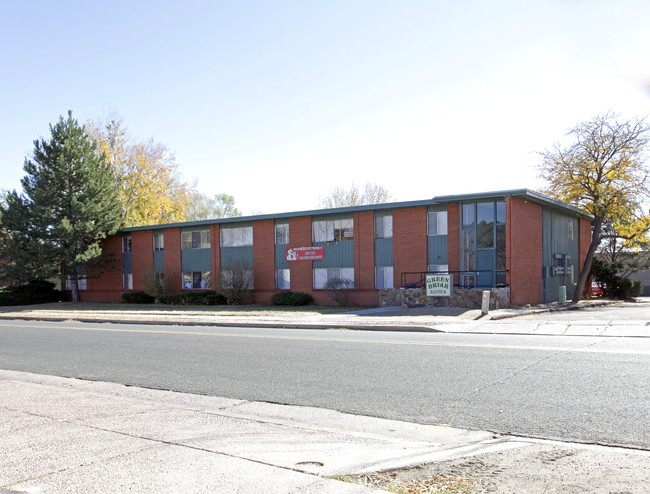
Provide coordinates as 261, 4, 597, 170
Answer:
121, 188, 592, 232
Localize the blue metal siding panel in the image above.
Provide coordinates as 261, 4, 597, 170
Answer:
122, 253, 132, 273
221, 246, 254, 269
312, 241, 354, 268
374, 238, 393, 266
276, 244, 289, 268
542, 208, 580, 302
153, 251, 164, 273
181, 248, 211, 271
427, 235, 448, 264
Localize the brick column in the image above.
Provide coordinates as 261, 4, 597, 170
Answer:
164, 228, 182, 292
354, 211, 375, 290
289, 217, 313, 294
131, 231, 153, 291
393, 207, 427, 287
508, 197, 542, 305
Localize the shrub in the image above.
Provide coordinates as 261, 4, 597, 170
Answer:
323, 278, 354, 306
0, 280, 64, 306
167, 291, 227, 306
591, 258, 643, 299
219, 268, 252, 305
122, 291, 155, 304
271, 292, 314, 306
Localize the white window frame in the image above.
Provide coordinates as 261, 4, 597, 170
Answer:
427, 211, 448, 236
122, 235, 132, 253
220, 226, 253, 247
182, 271, 212, 289
275, 269, 290, 289
375, 215, 393, 239
123, 272, 133, 290
182, 231, 211, 250
312, 218, 353, 242
313, 267, 354, 289
275, 224, 289, 245
375, 266, 393, 289
153, 233, 164, 251
428, 264, 449, 273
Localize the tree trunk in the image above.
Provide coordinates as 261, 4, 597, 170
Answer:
71, 278, 81, 303
572, 218, 603, 302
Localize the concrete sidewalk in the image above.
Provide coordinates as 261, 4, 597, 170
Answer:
0, 299, 639, 336
3, 370, 650, 493
0, 369, 495, 493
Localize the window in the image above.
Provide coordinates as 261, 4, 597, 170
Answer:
153, 272, 165, 286
428, 211, 448, 235
568, 221, 574, 241
182, 231, 210, 249
123, 272, 133, 290
122, 235, 132, 253
428, 264, 449, 273
375, 266, 393, 289
477, 202, 495, 249
312, 218, 353, 242
221, 270, 254, 289
276, 269, 290, 289
65, 276, 87, 290
313, 267, 354, 289
375, 215, 392, 239
153, 233, 164, 251
183, 271, 212, 289
462, 203, 475, 226
275, 224, 289, 245
221, 226, 253, 247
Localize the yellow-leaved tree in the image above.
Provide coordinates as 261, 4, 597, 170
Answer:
87, 118, 191, 227
538, 112, 650, 301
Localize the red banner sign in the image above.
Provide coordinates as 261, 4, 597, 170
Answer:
285, 246, 324, 261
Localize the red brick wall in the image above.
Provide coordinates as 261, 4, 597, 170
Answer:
84, 235, 124, 302
447, 205, 460, 273
253, 220, 276, 303
508, 197, 543, 305
132, 231, 153, 291
164, 228, 182, 291
393, 207, 428, 286
354, 212, 375, 291
288, 217, 313, 295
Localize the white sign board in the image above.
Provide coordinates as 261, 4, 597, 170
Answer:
426, 274, 453, 297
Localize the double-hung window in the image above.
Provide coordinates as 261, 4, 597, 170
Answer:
122, 235, 132, 253
182, 231, 210, 249
221, 227, 253, 247
313, 267, 354, 289
276, 269, 290, 289
153, 233, 164, 251
183, 271, 211, 289
312, 218, 353, 242
275, 224, 289, 245
427, 211, 448, 236
375, 266, 393, 289
123, 272, 133, 290
375, 215, 392, 238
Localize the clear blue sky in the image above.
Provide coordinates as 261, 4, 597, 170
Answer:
2, 0, 650, 214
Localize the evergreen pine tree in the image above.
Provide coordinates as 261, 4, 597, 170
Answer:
1, 111, 122, 302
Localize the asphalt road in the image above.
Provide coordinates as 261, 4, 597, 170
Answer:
1, 318, 649, 450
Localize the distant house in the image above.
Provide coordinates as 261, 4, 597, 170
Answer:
72, 189, 592, 307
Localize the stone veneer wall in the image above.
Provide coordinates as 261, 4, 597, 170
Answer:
379, 287, 511, 309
